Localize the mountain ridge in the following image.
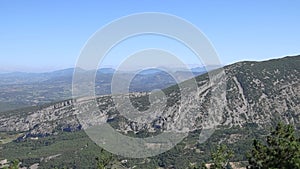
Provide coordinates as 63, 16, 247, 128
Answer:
0, 55, 299, 137
0, 55, 299, 169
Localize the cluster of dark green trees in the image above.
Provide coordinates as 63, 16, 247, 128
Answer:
247, 122, 300, 169
95, 122, 300, 169
3, 123, 299, 169
187, 122, 300, 169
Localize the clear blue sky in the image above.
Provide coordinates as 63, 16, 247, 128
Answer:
0, 1, 299, 72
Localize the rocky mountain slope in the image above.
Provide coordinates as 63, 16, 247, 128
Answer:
0, 55, 299, 138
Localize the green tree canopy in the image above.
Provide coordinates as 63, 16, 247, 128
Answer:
188, 144, 233, 169
247, 122, 300, 169
95, 149, 113, 169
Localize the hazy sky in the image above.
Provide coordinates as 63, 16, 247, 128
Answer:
1, 1, 300, 72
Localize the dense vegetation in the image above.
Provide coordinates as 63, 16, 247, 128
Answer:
1, 123, 299, 169
247, 122, 300, 169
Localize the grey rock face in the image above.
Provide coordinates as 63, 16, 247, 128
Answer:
0, 56, 299, 137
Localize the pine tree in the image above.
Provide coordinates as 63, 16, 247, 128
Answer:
192, 145, 233, 169
247, 122, 300, 169
95, 149, 113, 169
210, 145, 234, 169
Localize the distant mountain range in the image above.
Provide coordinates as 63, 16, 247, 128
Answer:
0, 66, 209, 112
0, 66, 210, 85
